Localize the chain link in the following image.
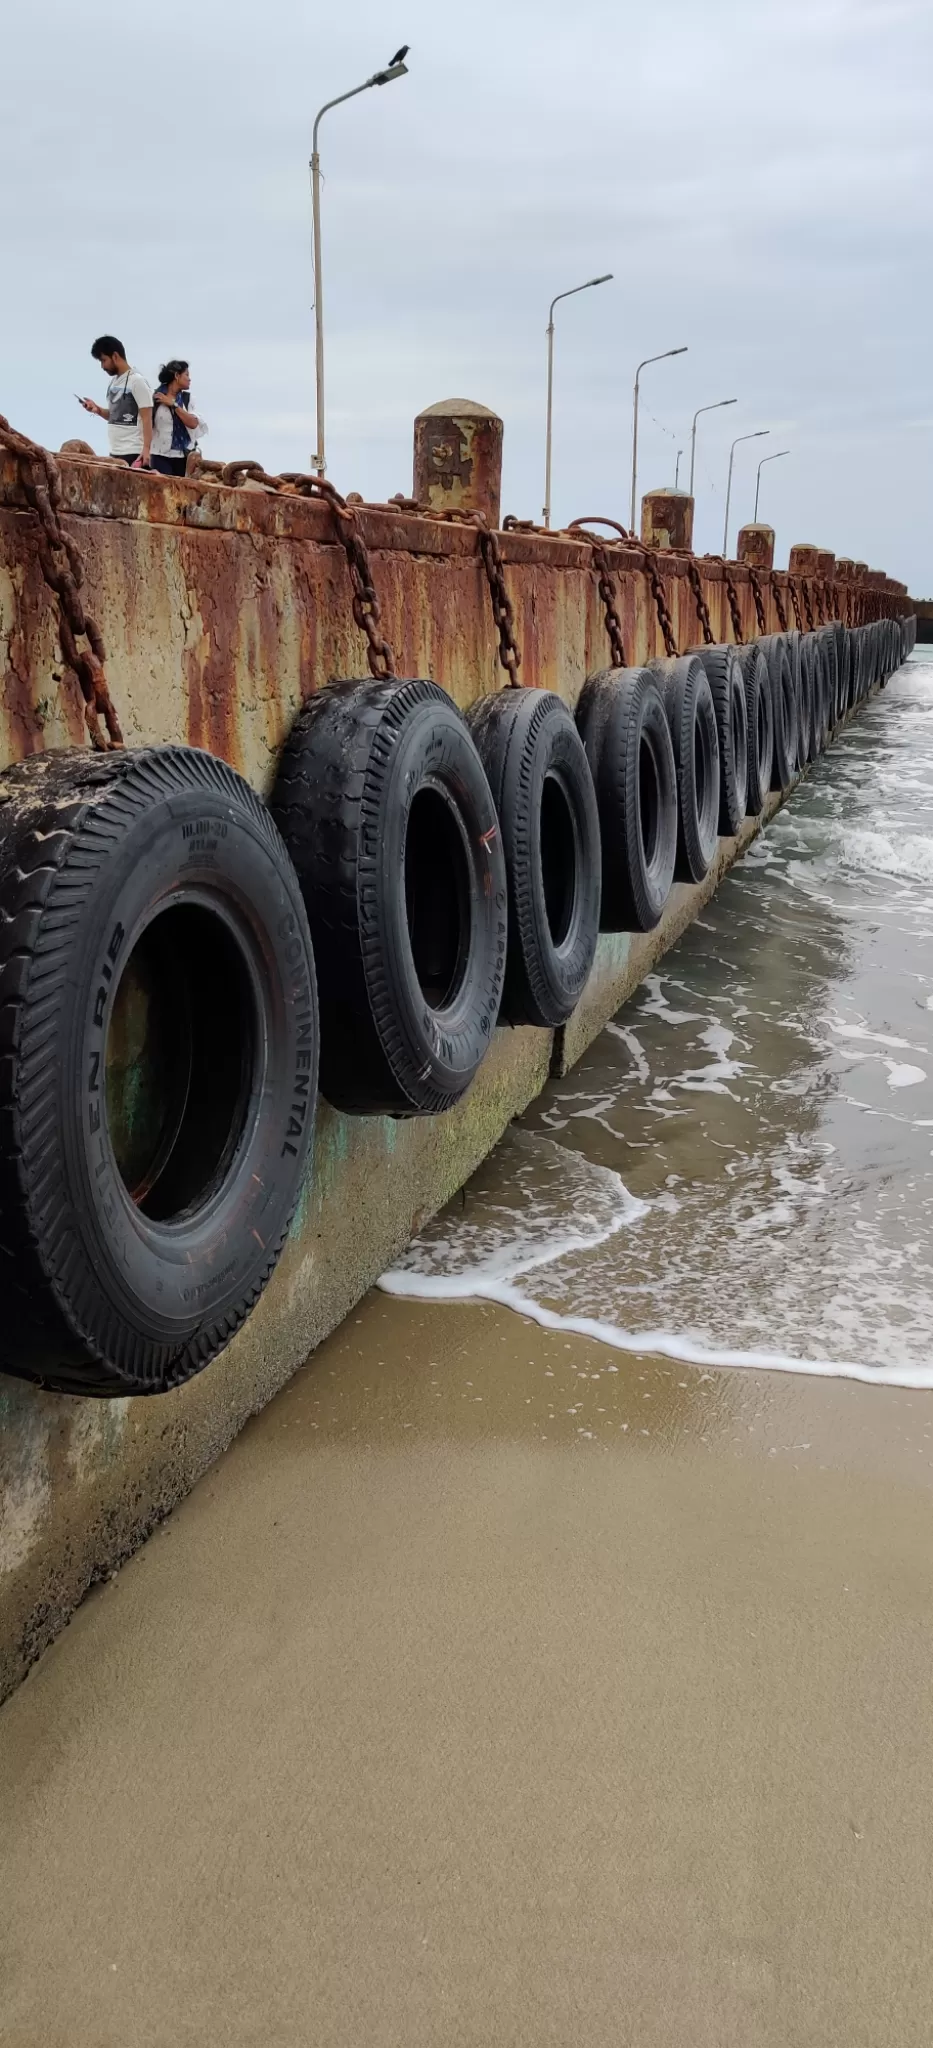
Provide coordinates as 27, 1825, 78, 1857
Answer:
589, 543, 627, 668
801, 578, 815, 632
789, 579, 804, 632
686, 557, 714, 645
567, 518, 678, 659
770, 572, 789, 633
748, 565, 768, 635
813, 581, 826, 627
0, 415, 123, 749
709, 557, 745, 644
471, 514, 522, 684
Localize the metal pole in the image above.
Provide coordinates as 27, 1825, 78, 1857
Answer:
723, 429, 769, 554
754, 448, 790, 521
630, 346, 688, 532
543, 314, 555, 529
311, 147, 325, 474
688, 397, 737, 499
310, 58, 409, 474
542, 274, 612, 528
723, 447, 735, 557
675, 448, 683, 488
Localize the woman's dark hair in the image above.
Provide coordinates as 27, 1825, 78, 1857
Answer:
158, 359, 189, 387
91, 335, 125, 361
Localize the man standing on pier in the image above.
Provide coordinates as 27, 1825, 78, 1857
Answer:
78, 337, 153, 467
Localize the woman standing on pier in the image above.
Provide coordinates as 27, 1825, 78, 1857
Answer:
150, 358, 207, 475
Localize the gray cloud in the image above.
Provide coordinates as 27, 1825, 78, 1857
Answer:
2, 0, 930, 584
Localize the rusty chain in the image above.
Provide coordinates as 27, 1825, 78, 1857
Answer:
748, 565, 768, 636
800, 578, 815, 632
0, 415, 123, 749
770, 572, 789, 633
789, 579, 804, 632
813, 581, 826, 627
708, 557, 745, 645
686, 557, 715, 645
567, 518, 678, 659
470, 514, 522, 684
589, 544, 627, 669
564, 521, 627, 667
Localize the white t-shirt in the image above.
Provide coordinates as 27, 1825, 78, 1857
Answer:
106, 369, 153, 455
151, 394, 208, 458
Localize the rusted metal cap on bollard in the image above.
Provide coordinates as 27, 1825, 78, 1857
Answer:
640, 488, 694, 551
836, 558, 855, 582
817, 550, 836, 579
737, 523, 775, 570
854, 562, 869, 582
413, 398, 503, 528
59, 438, 97, 457
788, 544, 823, 575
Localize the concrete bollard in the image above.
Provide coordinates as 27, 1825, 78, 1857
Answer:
836, 559, 855, 583
854, 562, 869, 583
737, 524, 775, 570
788, 544, 823, 576
640, 488, 694, 551
413, 398, 503, 528
817, 551, 836, 580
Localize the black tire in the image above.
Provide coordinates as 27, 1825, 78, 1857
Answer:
271, 678, 506, 1117
576, 667, 677, 931
0, 746, 318, 1398
802, 636, 824, 759
736, 645, 773, 814
758, 636, 797, 792
818, 624, 840, 730
649, 655, 720, 883
467, 688, 600, 1027
693, 646, 748, 836
836, 625, 852, 720
791, 631, 812, 765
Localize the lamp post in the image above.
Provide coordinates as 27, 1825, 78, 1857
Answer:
674, 448, 684, 489
630, 346, 687, 532
542, 273, 612, 528
310, 50, 409, 474
723, 429, 768, 555
754, 448, 790, 522
689, 397, 737, 497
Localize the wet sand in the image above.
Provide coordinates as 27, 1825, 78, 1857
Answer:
2, 1288, 933, 2047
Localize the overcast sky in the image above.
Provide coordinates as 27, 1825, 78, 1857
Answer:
2, 0, 930, 586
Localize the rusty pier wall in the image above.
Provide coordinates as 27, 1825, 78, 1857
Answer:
0, 458, 905, 1699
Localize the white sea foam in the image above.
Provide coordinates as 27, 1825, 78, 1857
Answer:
839, 831, 933, 884
378, 1268, 933, 1392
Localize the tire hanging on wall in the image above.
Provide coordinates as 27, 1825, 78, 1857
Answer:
692, 646, 748, 836
648, 655, 720, 884
0, 746, 318, 1398
576, 666, 678, 931
758, 636, 797, 792
271, 678, 507, 1117
467, 688, 601, 1027
735, 644, 774, 815
802, 636, 824, 760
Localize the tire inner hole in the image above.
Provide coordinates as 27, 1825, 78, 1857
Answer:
540, 772, 576, 947
405, 785, 471, 1011
638, 732, 661, 870
105, 903, 256, 1222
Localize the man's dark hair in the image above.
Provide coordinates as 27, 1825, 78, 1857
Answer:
91, 335, 125, 362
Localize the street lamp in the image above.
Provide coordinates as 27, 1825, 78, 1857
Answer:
542, 273, 613, 528
310, 50, 410, 475
689, 397, 737, 497
723, 429, 769, 555
754, 448, 790, 522
674, 448, 684, 489
630, 347, 688, 532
